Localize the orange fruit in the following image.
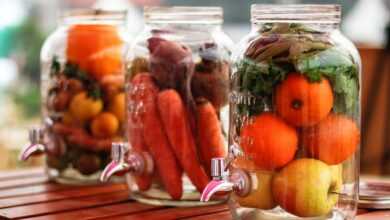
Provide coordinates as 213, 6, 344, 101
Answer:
240, 113, 298, 170
90, 112, 119, 138
275, 73, 334, 127
302, 114, 360, 165
109, 92, 125, 122
67, 24, 123, 80
69, 92, 103, 121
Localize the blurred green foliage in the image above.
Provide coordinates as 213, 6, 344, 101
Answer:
7, 8, 47, 119
9, 84, 40, 118
0, 26, 17, 57
13, 17, 46, 83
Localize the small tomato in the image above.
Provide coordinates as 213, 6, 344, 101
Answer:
69, 92, 103, 121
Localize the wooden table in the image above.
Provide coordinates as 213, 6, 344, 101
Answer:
0, 168, 388, 220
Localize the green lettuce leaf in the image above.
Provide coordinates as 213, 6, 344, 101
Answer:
234, 58, 291, 115
295, 47, 359, 115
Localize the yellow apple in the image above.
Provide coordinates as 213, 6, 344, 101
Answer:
272, 159, 342, 217
234, 170, 276, 210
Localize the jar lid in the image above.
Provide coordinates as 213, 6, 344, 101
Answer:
61, 9, 127, 25
359, 181, 390, 209
144, 6, 223, 24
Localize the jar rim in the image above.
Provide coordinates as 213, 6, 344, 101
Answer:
144, 6, 223, 24
251, 4, 341, 24
61, 9, 127, 25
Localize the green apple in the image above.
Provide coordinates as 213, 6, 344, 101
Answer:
272, 158, 342, 217
234, 170, 276, 210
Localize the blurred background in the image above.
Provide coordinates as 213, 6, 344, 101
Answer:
0, 0, 389, 176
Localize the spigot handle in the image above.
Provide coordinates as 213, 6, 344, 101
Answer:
19, 143, 46, 161
100, 160, 129, 182
100, 142, 129, 182
200, 157, 251, 202
200, 157, 233, 202
100, 142, 154, 182
19, 127, 46, 161
200, 180, 234, 202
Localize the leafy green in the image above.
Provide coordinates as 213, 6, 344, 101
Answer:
296, 47, 359, 115
50, 56, 61, 76
261, 23, 322, 35
63, 62, 88, 81
234, 58, 291, 115
87, 83, 102, 100
235, 23, 359, 117
57, 61, 102, 99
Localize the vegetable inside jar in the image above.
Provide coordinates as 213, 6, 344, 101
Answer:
100, 6, 233, 206
20, 10, 128, 184
201, 4, 361, 220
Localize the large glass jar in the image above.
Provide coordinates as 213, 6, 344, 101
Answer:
19, 10, 128, 184
101, 6, 233, 206
201, 4, 361, 220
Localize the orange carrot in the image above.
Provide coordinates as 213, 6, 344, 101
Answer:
157, 89, 210, 193
132, 73, 183, 199
196, 100, 227, 175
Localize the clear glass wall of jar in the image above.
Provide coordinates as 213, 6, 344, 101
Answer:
20, 10, 128, 184
101, 6, 233, 206
201, 4, 361, 220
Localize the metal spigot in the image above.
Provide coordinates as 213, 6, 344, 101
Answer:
112, 142, 129, 164
100, 142, 153, 182
211, 158, 229, 180
19, 127, 47, 161
200, 157, 251, 202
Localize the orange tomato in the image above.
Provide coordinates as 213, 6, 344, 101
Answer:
90, 112, 119, 138
69, 92, 103, 122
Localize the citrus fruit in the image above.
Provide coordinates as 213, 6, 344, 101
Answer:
67, 24, 123, 80
275, 73, 334, 127
240, 113, 298, 170
302, 114, 360, 165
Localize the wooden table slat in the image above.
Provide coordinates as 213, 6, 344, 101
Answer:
26, 202, 160, 220
180, 211, 232, 220
0, 183, 73, 199
0, 168, 45, 181
0, 183, 127, 209
0, 176, 49, 190
0, 168, 386, 219
108, 204, 228, 220
0, 190, 130, 218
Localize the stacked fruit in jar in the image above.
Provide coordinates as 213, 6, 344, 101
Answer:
45, 24, 125, 178
231, 23, 360, 218
126, 37, 229, 199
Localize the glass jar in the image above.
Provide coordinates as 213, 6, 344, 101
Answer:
201, 4, 361, 220
101, 6, 233, 206
19, 10, 128, 184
